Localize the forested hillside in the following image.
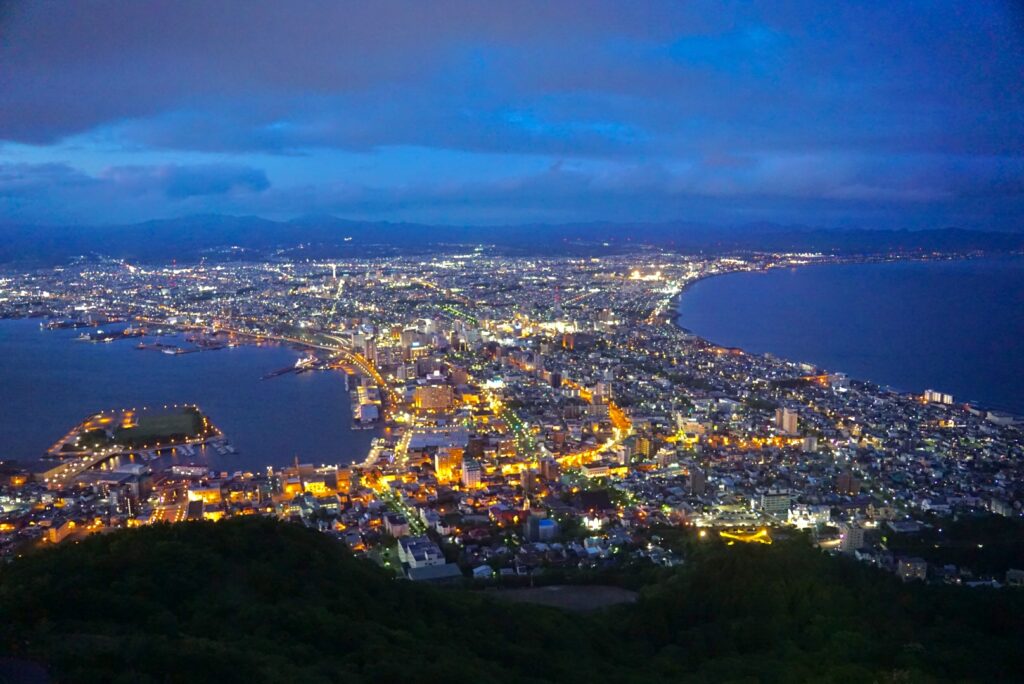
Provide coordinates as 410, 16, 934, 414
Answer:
1, 518, 1022, 683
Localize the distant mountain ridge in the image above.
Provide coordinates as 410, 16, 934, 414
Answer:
2, 215, 1022, 264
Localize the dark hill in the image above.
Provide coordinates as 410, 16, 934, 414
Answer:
0, 519, 606, 684
2, 519, 1023, 683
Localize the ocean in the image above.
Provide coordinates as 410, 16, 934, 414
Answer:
676, 256, 1024, 415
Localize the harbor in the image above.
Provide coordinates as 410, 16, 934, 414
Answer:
38, 404, 225, 488
1, 318, 379, 471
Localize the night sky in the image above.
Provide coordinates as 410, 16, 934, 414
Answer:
1, 1, 1022, 229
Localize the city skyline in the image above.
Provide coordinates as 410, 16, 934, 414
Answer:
2, 4, 1024, 681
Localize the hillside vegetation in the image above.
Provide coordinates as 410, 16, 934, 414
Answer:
1, 518, 1023, 683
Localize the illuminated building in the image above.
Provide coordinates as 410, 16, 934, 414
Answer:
414, 385, 453, 411
838, 521, 864, 553
775, 407, 799, 435
433, 447, 463, 484
409, 344, 431, 362
924, 389, 954, 405
396, 536, 445, 568
461, 458, 482, 488
758, 489, 791, 517
384, 513, 410, 537
395, 537, 465, 582
656, 448, 676, 469
188, 485, 223, 504
303, 475, 334, 496
47, 519, 77, 544
788, 504, 830, 528
897, 557, 928, 582
581, 462, 610, 479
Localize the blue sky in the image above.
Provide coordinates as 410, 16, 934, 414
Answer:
1, 1, 1022, 228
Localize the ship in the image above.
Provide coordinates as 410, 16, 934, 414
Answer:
295, 354, 317, 369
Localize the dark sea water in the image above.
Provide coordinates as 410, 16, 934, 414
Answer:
0, 319, 377, 471
676, 257, 1024, 415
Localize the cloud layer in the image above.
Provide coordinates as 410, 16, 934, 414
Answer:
1, 1, 1022, 228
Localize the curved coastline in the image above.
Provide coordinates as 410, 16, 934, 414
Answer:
666, 254, 943, 335
668, 271, 730, 337
0, 318, 378, 468
669, 256, 1023, 415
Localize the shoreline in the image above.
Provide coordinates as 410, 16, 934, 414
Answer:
668, 254, 1023, 416
667, 252, 984, 333
0, 318, 375, 469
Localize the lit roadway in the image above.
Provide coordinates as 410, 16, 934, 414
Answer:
40, 449, 122, 487
378, 489, 427, 535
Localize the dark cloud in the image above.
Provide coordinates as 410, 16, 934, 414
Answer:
100, 164, 270, 198
0, 1, 1021, 227
2, 154, 1019, 229
0, 163, 269, 224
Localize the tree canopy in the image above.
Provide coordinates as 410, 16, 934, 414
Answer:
1, 518, 1022, 683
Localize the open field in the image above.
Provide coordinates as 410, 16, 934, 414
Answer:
113, 408, 208, 447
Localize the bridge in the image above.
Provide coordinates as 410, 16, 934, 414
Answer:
39, 451, 121, 488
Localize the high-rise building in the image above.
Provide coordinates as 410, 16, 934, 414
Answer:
433, 448, 463, 484
539, 458, 559, 481
838, 521, 864, 553
657, 448, 676, 469
400, 327, 419, 347
461, 459, 482, 488
758, 488, 791, 517
688, 467, 707, 496
414, 385, 453, 411
923, 389, 953, 405
776, 407, 799, 435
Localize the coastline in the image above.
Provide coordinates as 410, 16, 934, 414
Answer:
0, 318, 377, 468
666, 252, 986, 334
669, 254, 1023, 416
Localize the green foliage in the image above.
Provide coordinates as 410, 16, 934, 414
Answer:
884, 513, 1024, 575
0, 519, 607, 684
627, 538, 1024, 682
743, 397, 778, 412
113, 408, 207, 447
1, 519, 1023, 683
